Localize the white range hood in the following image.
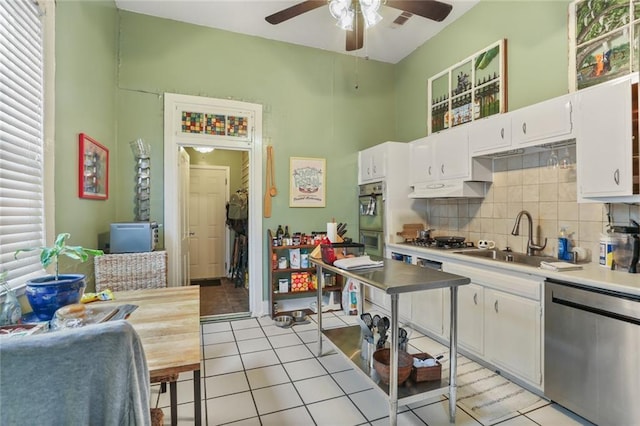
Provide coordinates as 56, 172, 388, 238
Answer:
409, 181, 487, 199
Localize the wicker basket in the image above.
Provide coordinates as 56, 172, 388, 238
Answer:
372, 348, 413, 385
410, 353, 442, 382
94, 251, 167, 292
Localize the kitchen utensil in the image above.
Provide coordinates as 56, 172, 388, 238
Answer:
419, 229, 433, 240
268, 145, 277, 196
360, 312, 373, 329
264, 146, 273, 218
434, 236, 465, 244
372, 314, 381, 328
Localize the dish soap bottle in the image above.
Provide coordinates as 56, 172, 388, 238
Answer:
558, 227, 569, 261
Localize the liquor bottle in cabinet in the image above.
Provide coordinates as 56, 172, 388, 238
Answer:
268, 230, 343, 318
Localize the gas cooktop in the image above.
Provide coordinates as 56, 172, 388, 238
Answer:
401, 236, 475, 250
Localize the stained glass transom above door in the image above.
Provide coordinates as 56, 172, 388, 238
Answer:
179, 107, 252, 143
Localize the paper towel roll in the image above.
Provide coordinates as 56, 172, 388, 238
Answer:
327, 222, 338, 242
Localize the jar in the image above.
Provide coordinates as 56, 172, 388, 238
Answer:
599, 235, 615, 268
278, 256, 288, 269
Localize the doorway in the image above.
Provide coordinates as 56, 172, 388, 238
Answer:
164, 94, 265, 318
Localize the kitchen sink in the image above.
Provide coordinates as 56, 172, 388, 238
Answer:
454, 249, 558, 268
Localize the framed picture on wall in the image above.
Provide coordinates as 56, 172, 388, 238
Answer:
427, 39, 507, 134
289, 157, 325, 208
569, 0, 638, 91
78, 133, 109, 200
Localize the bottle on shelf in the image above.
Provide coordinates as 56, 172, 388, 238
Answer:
276, 225, 284, 246
283, 225, 290, 245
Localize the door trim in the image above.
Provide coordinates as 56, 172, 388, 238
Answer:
164, 93, 265, 317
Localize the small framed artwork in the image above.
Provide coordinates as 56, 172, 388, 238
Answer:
78, 133, 109, 200
289, 157, 325, 208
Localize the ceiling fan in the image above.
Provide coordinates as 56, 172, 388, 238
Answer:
265, 0, 453, 52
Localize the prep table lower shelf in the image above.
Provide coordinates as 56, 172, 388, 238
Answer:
323, 325, 449, 405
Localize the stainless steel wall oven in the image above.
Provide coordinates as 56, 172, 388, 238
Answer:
358, 182, 384, 258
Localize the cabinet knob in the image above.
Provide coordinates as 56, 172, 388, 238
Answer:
522, 123, 527, 134
428, 166, 432, 176
614, 169, 620, 185
500, 128, 504, 139
441, 164, 445, 175
494, 300, 499, 312
473, 293, 478, 305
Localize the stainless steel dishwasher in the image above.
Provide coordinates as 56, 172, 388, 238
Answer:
545, 279, 640, 425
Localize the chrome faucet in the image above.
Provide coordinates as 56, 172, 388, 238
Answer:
511, 210, 547, 256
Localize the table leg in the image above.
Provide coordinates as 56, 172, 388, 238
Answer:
449, 286, 458, 422
170, 381, 178, 426
389, 294, 399, 426
194, 369, 202, 426
316, 263, 323, 357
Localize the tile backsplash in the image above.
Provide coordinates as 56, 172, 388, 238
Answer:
423, 146, 640, 263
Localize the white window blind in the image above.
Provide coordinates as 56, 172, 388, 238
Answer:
0, 0, 46, 286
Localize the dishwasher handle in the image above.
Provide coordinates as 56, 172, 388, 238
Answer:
548, 281, 640, 325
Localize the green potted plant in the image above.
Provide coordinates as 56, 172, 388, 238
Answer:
14, 233, 103, 321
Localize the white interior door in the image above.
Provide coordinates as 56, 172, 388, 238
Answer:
189, 166, 228, 280
178, 147, 191, 286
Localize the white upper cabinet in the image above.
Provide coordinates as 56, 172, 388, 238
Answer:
511, 93, 574, 147
409, 127, 472, 185
576, 74, 639, 201
434, 125, 470, 180
469, 113, 512, 155
358, 144, 386, 184
409, 136, 437, 184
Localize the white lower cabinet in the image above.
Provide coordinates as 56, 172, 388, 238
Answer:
484, 288, 542, 386
441, 262, 544, 389
365, 286, 412, 323
456, 283, 484, 356
411, 288, 444, 336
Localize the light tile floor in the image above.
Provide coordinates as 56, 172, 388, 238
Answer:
151, 311, 595, 426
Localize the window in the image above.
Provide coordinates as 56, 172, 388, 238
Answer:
0, 0, 53, 290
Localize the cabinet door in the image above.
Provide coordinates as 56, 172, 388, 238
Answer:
409, 136, 437, 184
484, 289, 542, 386
469, 114, 512, 155
434, 126, 469, 180
370, 145, 386, 180
577, 76, 633, 197
411, 288, 444, 337
358, 149, 374, 183
457, 284, 484, 356
511, 94, 573, 146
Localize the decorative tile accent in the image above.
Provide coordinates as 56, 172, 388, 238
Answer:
181, 111, 203, 133
204, 114, 225, 135
227, 115, 248, 137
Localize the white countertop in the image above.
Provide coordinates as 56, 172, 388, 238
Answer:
387, 243, 640, 297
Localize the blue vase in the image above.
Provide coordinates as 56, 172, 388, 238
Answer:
25, 274, 86, 321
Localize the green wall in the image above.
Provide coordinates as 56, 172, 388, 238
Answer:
395, 0, 571, 141
115, 11, 397, 237
54, 0, 118, 283
52, 0, 575, 292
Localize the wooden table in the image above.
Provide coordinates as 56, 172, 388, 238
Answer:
100, 286, 201, 426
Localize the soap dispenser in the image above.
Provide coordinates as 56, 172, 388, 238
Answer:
558, 227, 568, 260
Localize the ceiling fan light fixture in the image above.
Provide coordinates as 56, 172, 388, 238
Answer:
329, 0, 351, 20
362, 8, 382, 28
336, 8, 355, 30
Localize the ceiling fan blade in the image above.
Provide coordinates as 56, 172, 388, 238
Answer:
346, 12, 364, 51
385, 0, 453, 22
265, 1, 326, 25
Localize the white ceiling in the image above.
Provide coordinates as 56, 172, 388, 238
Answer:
114, 0, 479, 64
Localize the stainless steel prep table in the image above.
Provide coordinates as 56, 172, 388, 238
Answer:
312, 258, 470, 425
